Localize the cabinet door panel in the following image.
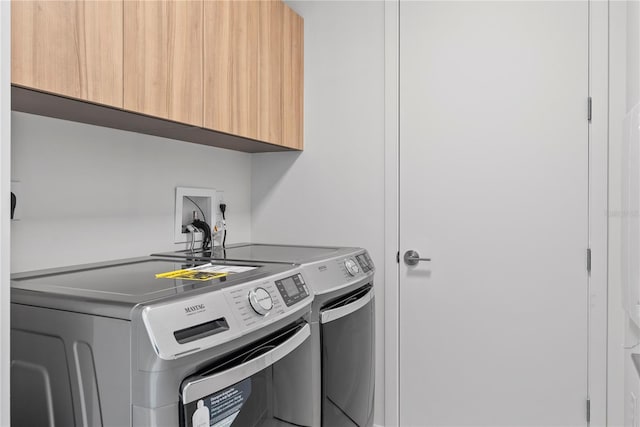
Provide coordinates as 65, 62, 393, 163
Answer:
283, 5, 304, 150
12, 0, 123, 107
124, 0, 203, 126
205, 0, 259, 140
257, 0, 283, 145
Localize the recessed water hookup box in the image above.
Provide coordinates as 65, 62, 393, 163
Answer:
174, 187, 218, 244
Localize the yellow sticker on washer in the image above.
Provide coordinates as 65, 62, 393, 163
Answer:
155, 263, 256, 281
155, 268, 228, 281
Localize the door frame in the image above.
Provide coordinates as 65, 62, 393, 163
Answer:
383, 1, 609, 425
1, 1, 11, 425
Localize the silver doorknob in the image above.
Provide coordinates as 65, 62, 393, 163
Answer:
404, 250, 431, 266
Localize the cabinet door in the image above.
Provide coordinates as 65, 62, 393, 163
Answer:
283, 5, 304, 150
204, 0, 283, 145
204, 0, 259, 141
11, 0, 123, 107
258, 0, 284, 145
124, 0, 203, 126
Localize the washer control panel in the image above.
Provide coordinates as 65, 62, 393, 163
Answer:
275, 273, 309, 307
142, 268, 312, 360
248, 287, 273, 315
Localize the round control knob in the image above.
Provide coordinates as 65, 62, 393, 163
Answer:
344, 258, 360, 276
248, 287, 273, 315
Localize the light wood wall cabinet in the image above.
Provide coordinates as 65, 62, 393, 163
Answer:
283, 4, 304, 150
11, 0, 123, 107
11, 0, 304, 152
124, 1, 203, 127
259, 1, 285, 145
204, 0, 284, 145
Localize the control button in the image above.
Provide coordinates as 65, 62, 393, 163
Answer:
344, 258, 360, 276
248, 288, 273, 315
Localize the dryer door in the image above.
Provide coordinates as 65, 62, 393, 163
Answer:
179, 321, 311, 427
320, 284, 375, 427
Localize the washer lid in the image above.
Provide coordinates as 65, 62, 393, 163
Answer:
11, 257, 295, 307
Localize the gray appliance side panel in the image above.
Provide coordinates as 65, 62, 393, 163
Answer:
11, 304, 131, 427
11, 289, 135, 320
132, 403, 178, 427
11, 331, 73, 427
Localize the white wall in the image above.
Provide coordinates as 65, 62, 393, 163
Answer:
1, 1, 11, 424
628, 0, 640, 112
621, 2, 640, 426
251, 1, 386, 424
11, 112, 252, 273
609, 2, 629, 426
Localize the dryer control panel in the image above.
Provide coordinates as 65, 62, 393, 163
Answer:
141, 268, 312, 360
339, 251, 375, 281
355, 252, 374, 273
300, 250, 375, 296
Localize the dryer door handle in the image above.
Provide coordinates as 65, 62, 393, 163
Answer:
320, 289, 374, 324
181, 323, 310, 404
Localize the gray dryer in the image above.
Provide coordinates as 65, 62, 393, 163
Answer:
154, 244, 376, 427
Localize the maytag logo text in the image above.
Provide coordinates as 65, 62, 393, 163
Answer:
184, 304, 205, 314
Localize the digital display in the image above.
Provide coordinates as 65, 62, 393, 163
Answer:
357, 254, 372, 272
275, 274, 308, 307
280, 277, 299, 297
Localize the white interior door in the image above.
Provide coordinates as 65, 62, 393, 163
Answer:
399, 1, 589, 425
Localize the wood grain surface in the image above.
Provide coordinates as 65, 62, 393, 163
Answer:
12, 0, 123, 107
283, 4, 303, 150
124, 0, 203, 126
